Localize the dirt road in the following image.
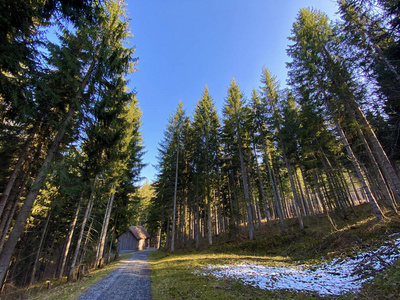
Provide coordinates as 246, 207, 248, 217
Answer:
78, 248, 156, 300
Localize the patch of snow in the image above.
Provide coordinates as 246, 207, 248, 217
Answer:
195, 236, 400, 296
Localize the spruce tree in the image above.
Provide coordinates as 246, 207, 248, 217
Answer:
222, 79, 254, 240
192, 86, 221, 245
287, 8, 388, 220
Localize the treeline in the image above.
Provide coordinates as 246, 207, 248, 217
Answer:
147, 1, 400, 251
0, 0, 144, 291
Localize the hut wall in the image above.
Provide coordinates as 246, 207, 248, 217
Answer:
117, 232, 138, 252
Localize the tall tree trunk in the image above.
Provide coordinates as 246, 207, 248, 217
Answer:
0, 47, 99, 289
338, 169, 356, 209
171, 147, 179, 252
253, 143, 270, 223
69, 175, 97, 280
228, 165, 240, 228
333, 117, 384, 220
217, 170, 226, 234
0, 175, 27, 252
58, 197, 82, 278
165, 214, 170, 250
0, 119, 41, 218
157, 223, 162, 249
300, 168, 315, 215
280, 136, 304, 230
237, 138, 254, 240
294, 169, 308, 216
346, 169, 362, 204
248, 171, 261, 228
29, 212, 51, 286
95, 190, 115, 268
309, 177, 323, 214
313, 171, 337, 229
79, 215, 94, 268
206, 175, 212, 245
107, 228, 115, 264
345, 102, 398, 209
205, 136, 213, 245
260, 134, 285, 231
0, 138, 44, 252
323, 46, 400, 204
181, 194, 187, 247
195, 182, 200, 250
0, 107, 75, 289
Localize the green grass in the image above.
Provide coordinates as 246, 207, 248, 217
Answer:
0, 252, 134, 300
149, 204, 400, 299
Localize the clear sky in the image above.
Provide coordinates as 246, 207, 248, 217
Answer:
125, 0, 339, 183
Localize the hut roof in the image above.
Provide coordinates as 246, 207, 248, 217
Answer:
129, 226, 150, 240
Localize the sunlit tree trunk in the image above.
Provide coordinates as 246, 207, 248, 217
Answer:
59, 198, 81, 278
29, 212, 51, 286
282, 151, 304, 230
300, 168, 315, 215
79, 216, 94, 267
96, 190, 115, 268
0, 174, 26, 253
313, 171, 337, 229
69, 175, 97, 280
261, 134, 285, 231
333, 116, 385, 220
157, 224, 162, 249
253, 144, 270, 223
0, 135, 44, 253
322, 46, 400, 205
0, 119, 41, 218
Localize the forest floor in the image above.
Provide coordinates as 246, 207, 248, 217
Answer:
149, 204, 400, 299
196, 235, 400, 296
2, 204, 399, 299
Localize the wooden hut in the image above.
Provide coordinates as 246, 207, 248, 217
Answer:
117, 226, 150, 253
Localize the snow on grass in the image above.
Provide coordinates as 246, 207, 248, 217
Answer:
195, 235, 400, 296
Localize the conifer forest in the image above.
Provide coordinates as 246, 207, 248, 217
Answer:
1, 0, 400, 295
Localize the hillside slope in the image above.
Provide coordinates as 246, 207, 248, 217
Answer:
149, 204, 400, 299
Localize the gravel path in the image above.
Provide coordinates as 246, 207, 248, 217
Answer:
78, 248, 157, 300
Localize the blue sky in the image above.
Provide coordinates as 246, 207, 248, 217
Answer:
126, 0, 339, 183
